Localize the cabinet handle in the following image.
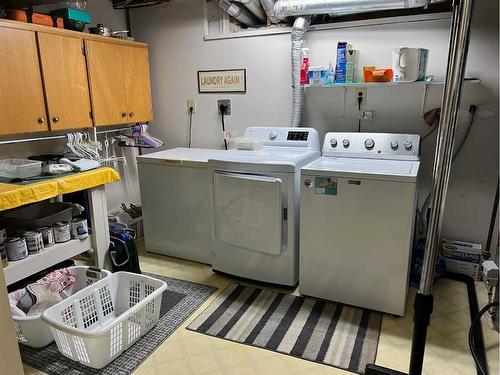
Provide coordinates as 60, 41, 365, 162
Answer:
37, 117, 46, 124
129, 112, 134, 118
52, 116, 60, 123
122, 112, 127, 118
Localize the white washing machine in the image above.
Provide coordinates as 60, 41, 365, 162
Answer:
209, 127, 320, 286
300, 132, 420, 316
137, 148, 227, 264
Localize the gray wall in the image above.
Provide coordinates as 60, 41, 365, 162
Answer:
130, 0, 499, 249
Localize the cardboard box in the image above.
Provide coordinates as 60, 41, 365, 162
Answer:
442, 239, 482, 281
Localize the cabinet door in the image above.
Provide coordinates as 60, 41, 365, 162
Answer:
37, 33, 92, 130
0, 27, 48, 135
123, 46, 153, 123
85, 40, 128, 126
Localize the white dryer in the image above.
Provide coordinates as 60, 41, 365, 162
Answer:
209, 127, 320, 286
299, 133, 420, 316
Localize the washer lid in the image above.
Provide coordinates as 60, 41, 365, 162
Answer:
136, 148, 228, 168
302, 157, 420, 182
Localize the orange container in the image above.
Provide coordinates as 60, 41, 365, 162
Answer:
363, 66, 394, 83
6, 9, 29, 23
7, 9, 64, 28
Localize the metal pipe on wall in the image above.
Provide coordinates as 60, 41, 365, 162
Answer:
274, 0, 430, 17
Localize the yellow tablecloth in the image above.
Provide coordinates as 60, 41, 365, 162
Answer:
0, 167, 120, 211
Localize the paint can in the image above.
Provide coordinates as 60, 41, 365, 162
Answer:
38, 226, 55, 247
6, 237, 28, 261
53, 221, 71, 243
71, 218, 89, 240
0, 228, 8, 268
24, 231, 44, 254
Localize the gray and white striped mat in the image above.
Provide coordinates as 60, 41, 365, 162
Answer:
187, 284, 382, 374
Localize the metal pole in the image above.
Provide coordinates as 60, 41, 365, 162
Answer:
409, 0, 474, 374
419, 0, 474, 296
366, 1, 475, 375
0, 127, 131, 146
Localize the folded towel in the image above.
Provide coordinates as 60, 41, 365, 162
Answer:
60, 158, 101, 172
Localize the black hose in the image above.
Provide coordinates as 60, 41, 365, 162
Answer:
469, 302, 497, 375
484, 181, 499, 260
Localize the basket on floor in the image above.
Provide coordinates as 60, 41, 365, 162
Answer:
11, 266, 111, 348
41, 272, 167, 369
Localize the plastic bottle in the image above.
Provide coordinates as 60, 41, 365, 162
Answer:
300, 48, 310, 86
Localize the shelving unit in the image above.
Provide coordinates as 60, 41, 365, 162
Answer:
3, 237, 92, 286
302, 78, 481, 88
303, 78, 481, 116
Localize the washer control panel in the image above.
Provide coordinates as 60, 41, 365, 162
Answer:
323, 132, 420, 160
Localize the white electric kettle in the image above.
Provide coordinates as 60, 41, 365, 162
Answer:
392, 47, 429, 82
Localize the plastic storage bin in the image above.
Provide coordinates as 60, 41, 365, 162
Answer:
11, 266, 111, 348
0, 201, 75, 232
0, 159, 42, 179
42, 272, 167, 369
50, 7, 92, 23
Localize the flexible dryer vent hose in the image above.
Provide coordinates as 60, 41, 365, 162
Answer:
213, 0, 259, 26
274, 0, 430, 17
290, 16, 310, 127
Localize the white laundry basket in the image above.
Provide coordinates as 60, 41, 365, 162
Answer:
11, 266, 111, 348
41, 272, 167, 369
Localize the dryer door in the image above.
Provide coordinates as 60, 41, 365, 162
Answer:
213, 172, 283, 255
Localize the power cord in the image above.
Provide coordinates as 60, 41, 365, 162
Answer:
469, 301, 498, 375
219, 103, 228, 150
188, 106, 194, 148
357, 93, 363, 132
419, 104, 477, 234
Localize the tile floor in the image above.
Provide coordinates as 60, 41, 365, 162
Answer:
24, 246, 499, 375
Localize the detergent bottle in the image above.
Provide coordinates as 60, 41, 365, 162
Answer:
300, 48, 310, 86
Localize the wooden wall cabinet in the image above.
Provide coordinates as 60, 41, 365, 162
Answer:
37, 33, 93, 131
85, 41, 153, 126
0, 19, 153, 135
0, 27, 49, 135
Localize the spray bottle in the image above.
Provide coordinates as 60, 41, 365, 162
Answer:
300, 48, 310, 86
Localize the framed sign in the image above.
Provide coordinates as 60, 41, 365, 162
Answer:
198, 69, 246, 93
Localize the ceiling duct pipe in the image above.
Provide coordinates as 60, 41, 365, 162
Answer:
213, 0, 259, 26
260, 0, 287, 23
274, 0, 430, 17
290, 16, 311, 127
233, 0, 268, 22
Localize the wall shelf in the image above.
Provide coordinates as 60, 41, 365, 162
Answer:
3, 237, 92, 286
302, 78, 481, 89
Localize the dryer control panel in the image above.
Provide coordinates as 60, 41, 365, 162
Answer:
322, 132, 420, 160
244, 127, 320, 149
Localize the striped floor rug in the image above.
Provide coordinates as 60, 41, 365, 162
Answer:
187, 284, 382, 374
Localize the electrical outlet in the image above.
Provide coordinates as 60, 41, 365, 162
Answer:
218, 99, 231, 115
187, 99, 197, 114
354, 88, 367, 107
361, 111, 374, 120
